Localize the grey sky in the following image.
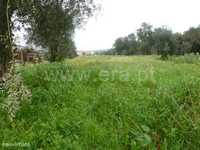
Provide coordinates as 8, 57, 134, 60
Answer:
75, 0, 200, 51
15, 0, 200, 51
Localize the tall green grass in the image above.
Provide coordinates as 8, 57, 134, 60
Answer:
1, 56, 200, 149
168, 53, 200, 64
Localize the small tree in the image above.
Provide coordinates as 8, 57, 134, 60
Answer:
26, 0, 98, 62
113, 37, 129, 55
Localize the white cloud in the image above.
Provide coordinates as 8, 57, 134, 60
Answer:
75, 0, 200, 51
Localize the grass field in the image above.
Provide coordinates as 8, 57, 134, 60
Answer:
1, 56, 200, 149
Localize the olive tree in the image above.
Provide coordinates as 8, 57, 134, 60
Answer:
0, 0, 99, 77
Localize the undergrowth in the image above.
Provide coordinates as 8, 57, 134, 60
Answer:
1, 56, 200, 149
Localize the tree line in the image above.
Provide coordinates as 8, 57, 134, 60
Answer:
105, 23, 200, 59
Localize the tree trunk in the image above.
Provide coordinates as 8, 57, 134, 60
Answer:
49, 46, 58, 62
0, 0, 12, 79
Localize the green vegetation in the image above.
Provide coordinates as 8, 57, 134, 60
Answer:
0, 0, 98, 77
106, 23, 200, 59
1, 56, 200, 149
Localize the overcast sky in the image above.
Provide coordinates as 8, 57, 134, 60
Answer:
15, 0, 200, 51
75, 0, 200, 51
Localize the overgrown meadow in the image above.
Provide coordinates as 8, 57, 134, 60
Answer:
1, 55, 200, 149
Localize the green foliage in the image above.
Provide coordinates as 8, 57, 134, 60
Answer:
160, 43, 170, 60
153, 27, 175, 56
1, 0, 98, 66
137, 23, 154, 55
111, 23, 200, 58
1, 69, 31, 122
23, 0, 97, 62
1, 56, 200, 149
113, 34, 138, 55
183, 26, 200, 53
